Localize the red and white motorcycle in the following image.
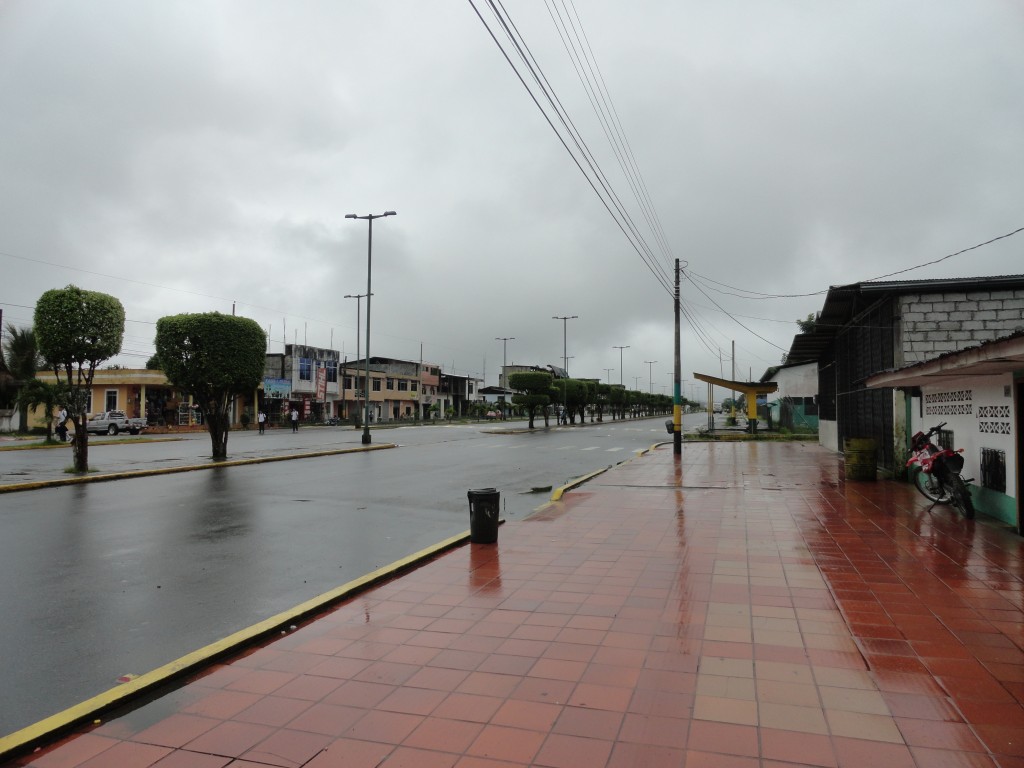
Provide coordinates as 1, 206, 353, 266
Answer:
906, 422, 975, 519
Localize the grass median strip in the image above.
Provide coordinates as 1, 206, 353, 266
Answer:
0, 443, 397, 494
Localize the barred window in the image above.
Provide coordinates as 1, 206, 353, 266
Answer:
980, 448, 1006, 493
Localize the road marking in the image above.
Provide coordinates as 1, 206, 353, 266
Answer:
606, 447, 624, 452
581, 447, 598, 451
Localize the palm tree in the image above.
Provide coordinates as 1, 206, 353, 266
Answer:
3, 323, 43, 433
14, 379, 67, 441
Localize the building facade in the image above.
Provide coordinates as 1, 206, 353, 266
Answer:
866, 333, 1024, 531
787, 276, 1024, 474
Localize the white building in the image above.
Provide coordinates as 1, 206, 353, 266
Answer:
866, 332, 1024, 532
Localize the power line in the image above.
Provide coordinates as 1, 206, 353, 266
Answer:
684, 224, 1024, 300
469, 0, 673, 297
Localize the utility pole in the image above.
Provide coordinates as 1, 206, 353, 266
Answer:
673, 259, 682, 455
731, 339, 736, 419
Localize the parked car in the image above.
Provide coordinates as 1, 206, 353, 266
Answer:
84, 410, 147, 436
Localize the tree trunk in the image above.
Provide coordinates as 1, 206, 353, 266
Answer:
70, 416, 88, 472
18, 403, 29, 435
207, 410, 230, 460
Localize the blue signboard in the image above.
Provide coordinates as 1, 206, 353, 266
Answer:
263, 377, 292, 399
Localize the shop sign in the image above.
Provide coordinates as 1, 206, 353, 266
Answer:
263, 377, 292, 399
316, 368, 327, 401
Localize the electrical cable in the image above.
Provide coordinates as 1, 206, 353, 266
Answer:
470, 0, 674, 297
489, 0, 674, 294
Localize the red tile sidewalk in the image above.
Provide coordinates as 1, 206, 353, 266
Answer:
7, 442, 1024, 767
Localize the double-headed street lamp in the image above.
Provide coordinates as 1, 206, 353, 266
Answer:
345, 210, 396, 445
612, 345, 629, 387
495, 336, 515, 388
644, 360, 657, 394
603, 368, 615, 384
552, 315, 578, 376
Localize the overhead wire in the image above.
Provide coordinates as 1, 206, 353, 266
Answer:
490, 0, 674, 294
470, 0, 673, 297
545, 0, 675, 276
557, 0, 676, 275
684, 224, 1024, 300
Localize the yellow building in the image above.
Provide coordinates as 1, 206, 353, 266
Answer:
33, 368, 240, 429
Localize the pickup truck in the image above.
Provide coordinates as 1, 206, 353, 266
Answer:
84, 410, 148, 436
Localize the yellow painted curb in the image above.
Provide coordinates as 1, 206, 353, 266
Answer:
0, 527, 470, 762
549, 467, 610, 502
0, 443, 397, 494
545, 443, 658, 505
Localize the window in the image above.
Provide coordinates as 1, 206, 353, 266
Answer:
343, 376, 353, 390
386, 378, 395, 390
980, 448, 1006, 492
105, 390, 118, 411
372, 378, 382, 392
411, 381, 418, 392
398, 379, 409, 391
326, 360, 338, 383
937, 429, 954, 451
469, 382, 474, 394
299, 358, 312, 381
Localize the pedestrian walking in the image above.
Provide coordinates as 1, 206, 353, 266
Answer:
290, 407, 299, 433
257, 410, 266, 434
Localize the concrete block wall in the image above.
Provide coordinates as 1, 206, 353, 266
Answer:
899, 290, 1024, 364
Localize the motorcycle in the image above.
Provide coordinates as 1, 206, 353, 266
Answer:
906, 421, 975, 519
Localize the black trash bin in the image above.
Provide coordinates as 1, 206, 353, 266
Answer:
467, 488, 500, 544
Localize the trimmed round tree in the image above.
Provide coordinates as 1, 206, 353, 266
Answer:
35, 285, 125, 471
508, 371, 552, 430
155, 312, 266, 459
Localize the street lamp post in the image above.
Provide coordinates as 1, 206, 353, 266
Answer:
343, 293, 371, 420
345, 210, 396, 445
644, 360, 657, 394
603, 367, 615, 384
552, 315, 578, 375
612, 345, 629, 387
495, 336, 515, 388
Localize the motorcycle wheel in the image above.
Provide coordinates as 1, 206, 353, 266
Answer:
912, 468, 950, 503
948, 475, 976, 520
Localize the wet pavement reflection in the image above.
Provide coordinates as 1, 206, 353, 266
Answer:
6, 441, 1023, 767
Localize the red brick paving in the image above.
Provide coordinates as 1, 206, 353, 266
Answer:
8, 442, 1024, 767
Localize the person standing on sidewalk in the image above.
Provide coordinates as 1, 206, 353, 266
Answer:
257, 410, 266, 434
55, 405, 68, 442
290, 407, 299, 433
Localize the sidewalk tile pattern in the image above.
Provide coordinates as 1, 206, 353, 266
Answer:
7, 443, 1024, 767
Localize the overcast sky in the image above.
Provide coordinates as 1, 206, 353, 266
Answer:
2, 1, 1022, 396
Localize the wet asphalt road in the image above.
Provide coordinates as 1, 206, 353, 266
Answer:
0, 416, 691, 735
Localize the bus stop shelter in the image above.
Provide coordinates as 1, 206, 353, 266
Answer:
693, 373, 778, 432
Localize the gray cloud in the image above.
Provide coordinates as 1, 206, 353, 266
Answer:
2, 0, 1021, 387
